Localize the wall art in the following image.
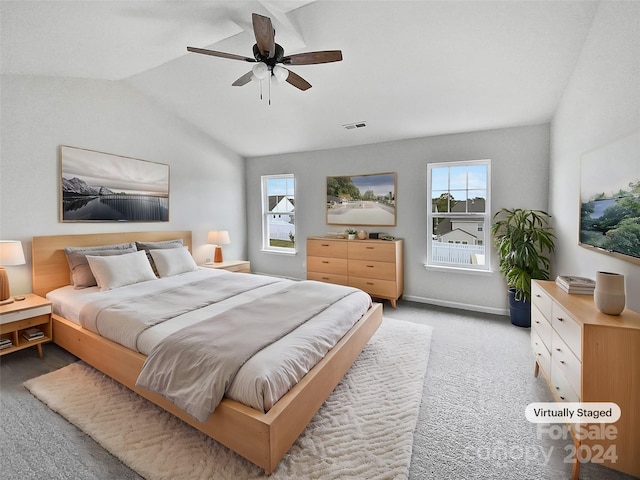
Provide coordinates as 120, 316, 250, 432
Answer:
579, 130, 639, 264
60, 146, 169, 222
326, 172, 396, 226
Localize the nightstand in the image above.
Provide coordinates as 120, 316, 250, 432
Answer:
201, 260, 251, 273
0, 294, 52, 359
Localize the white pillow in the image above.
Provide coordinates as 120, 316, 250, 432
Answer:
149, 246, 198, 278
86, 250, 157, 291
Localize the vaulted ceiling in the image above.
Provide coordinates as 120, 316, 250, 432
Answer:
1, 1, 599, 157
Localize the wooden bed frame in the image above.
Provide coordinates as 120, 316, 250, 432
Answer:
31, 231, 383, 474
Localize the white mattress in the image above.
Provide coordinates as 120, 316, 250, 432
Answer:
47, 268, 371, 412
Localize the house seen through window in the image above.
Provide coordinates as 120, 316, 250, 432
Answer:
427, 160, 491, 270
262, 174, 295, 252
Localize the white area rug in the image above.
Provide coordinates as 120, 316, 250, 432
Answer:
24, 318, 432, 480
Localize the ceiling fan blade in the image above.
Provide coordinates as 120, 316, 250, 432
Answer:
232, 71, 254, 87
187, 46, 255, 63
285, 70, 312, 91
252, 13, 275, 58
282, 50, 343, 65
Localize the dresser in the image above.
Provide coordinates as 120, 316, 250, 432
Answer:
531, 280, 640, 479
307, 237, 403, 307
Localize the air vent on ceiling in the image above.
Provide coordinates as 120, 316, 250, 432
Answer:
343, 121, 367, 130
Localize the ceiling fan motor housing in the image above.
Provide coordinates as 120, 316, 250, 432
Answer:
253, 43, 285, 67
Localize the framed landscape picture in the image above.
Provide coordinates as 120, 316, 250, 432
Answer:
60, 146, 169, 222
326, 172, 396, 226
579, 130, 640, 264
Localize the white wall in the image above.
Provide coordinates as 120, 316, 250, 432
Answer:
246, 124, 550, 315
551, 2, 640, 312
0, 75, 246, 296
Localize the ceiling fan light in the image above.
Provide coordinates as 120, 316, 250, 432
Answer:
252, 62, 269, 80
272, 64, 289, 83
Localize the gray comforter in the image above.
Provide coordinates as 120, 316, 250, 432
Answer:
135, 281, 358, 422
80, 273, 279, 351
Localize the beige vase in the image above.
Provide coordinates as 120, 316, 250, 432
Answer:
594, 271, 626, 315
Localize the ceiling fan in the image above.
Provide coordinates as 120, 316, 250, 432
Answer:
187, 13, 343, 92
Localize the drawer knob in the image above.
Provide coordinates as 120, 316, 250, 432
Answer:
366, 247, 374, 250
560, 396, 565, 401
321, 244, 330, 247
534, 320, 540, 324
560, 360, 565, 364
366, 265, 374, 268
366, 282, 374, 285
557, 317, 563, 322
535, 294, 541, 298
322, 261, 329, 264
556, 348, 561, 352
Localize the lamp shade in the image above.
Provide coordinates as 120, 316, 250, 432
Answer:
207, 231, 230, 263
207, 231, 230, 246
0, 241, 26, 266
0, 241, 25, 303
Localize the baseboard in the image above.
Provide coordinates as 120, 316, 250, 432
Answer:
254, 272, 510, 317
402, 294, 509, 317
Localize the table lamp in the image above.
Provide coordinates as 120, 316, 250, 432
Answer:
207, 231, 230, 263
0, 241, 26, 305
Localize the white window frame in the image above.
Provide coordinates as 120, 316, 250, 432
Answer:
261, 174, 296, 254
426, 159, 491, 272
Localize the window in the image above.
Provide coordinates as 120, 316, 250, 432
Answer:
262, 174, 296, 253
427, 160, 491, 270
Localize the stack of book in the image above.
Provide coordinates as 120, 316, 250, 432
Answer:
555, 275, 596, 295
0, 338, 13, 350
22, 327, 44, 342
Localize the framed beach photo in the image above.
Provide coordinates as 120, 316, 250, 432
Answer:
326, 172, 396, 226
579, 130, 640, 264
60, 146, 169, 222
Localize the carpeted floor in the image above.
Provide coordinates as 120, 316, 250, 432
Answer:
22, 319, 432, 480
1, 300, 637, 479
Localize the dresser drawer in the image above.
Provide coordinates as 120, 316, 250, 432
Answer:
307, 256, 348, 275
552, 330, 582, 396
348, 259, 396, 281
532, 304, 553, 350
349, 277, 397, 298
552, 303, 582, 360
531, 281, 552, 321
307, 272, 349, 286
551, 357, 580, 402
348, 241, 396, 262
531, 329, 551, 378
307, 239, 348, 258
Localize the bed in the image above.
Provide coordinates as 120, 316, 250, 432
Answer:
31, 231, 382, 474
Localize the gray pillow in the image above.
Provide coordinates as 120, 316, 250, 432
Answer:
65, 242, 137, 289
135, 239, 183, 251
135, 239, 184, 275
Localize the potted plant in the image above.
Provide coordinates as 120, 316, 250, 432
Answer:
345, 228, 357, 240
491, 208, 556, 327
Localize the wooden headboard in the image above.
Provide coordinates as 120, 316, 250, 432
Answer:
32, 231, 192, 297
